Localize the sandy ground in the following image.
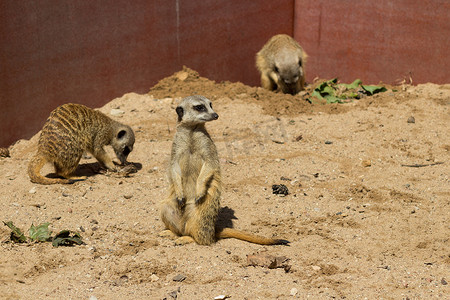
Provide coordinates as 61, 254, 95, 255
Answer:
0, 68, 449, 299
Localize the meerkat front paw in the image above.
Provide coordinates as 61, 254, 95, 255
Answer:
176, 197, 186, 208
195, 194, 206, 205
195, 184, 207, 205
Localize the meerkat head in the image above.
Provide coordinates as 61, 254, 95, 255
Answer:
175, 95, 219, 126
273, 47, 306, 86
111, 124, 135, 164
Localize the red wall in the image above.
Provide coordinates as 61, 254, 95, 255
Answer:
0, 1, 293, 147
295, 0, 450, 84
1, 1, 449, 147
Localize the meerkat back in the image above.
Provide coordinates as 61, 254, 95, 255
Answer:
28, 103, 134, 184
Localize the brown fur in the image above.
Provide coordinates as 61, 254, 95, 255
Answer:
256, 34, 307, 95
28, 103, 135, 185
160, 96, 289, 246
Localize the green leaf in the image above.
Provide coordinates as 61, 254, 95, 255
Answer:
52, 230, 83, 247
311, 90, 325, 100
362, 85, 387, 95
3, 221, 27, 243
341, 79, 362, 90
327, 78, 338, 84
322, 86, 335, 96
325, 95, 343, 104
29, 223, 52, 242
316, 78, 337, 92
342, 92, 359, 99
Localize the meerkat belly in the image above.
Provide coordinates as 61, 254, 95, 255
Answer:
178, 152, 203, 202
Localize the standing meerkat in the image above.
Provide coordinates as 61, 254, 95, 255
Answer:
256, 34, 307, 95
28, 103, 135, 185
160, 95, 289, 245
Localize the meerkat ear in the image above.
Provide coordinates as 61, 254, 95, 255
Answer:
117, 129, 127, 139
176, 106, 184, 122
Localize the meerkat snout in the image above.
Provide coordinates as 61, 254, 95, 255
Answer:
112, 125, 135, 164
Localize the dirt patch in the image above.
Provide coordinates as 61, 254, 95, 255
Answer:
1, 68, 448, 299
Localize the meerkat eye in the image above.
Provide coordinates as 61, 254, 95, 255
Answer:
117, 130, 127, 139
194, 104, 206, 112
298, 60, 302, 67
274, 66, 279, 73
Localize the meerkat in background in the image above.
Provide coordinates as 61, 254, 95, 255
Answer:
160, 95, 289, 246
28, 103, 135, 185
256, 34, 307, 95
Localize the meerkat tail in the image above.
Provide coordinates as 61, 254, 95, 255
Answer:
27, 155, 73, 185
217, 228, 290, 245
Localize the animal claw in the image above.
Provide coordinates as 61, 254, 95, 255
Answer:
176, 197, 186, 208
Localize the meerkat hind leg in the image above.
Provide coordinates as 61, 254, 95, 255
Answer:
174, 236, 196, 245
160, 200, 185, 237
65, 175, 87, 181
158, 229, 179, 240
55, 163, 86, 181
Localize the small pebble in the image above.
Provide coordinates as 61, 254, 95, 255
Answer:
89, 296, 98, 300
290, 288, 298, 296
172, 274, 186, 282
214, 295, 230, 300
407, 116, 415, 123
325, 140, 333, 144
29, 187, 36, 194
123, 194, 133, 199
110, 108, 125, 116
312, 265, 321, 271
150, 274, 159, 282
361, 160, 371, 167
442, 278, 448, 285
168, 290, 178, 299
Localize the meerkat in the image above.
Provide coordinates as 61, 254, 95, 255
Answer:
256, 34, 307, 95
28, 103, 135, 185
160, 95, 289, 246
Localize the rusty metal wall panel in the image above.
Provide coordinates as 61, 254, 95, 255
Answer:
294, 0, 450, 85
176, 1, 294, 85
0, 1, 293, 147
0, 0, 178, 147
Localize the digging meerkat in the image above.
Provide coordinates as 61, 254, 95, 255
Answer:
256, 34, 307, 95
160, 95, 289, 245
28, 103, 135, 184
